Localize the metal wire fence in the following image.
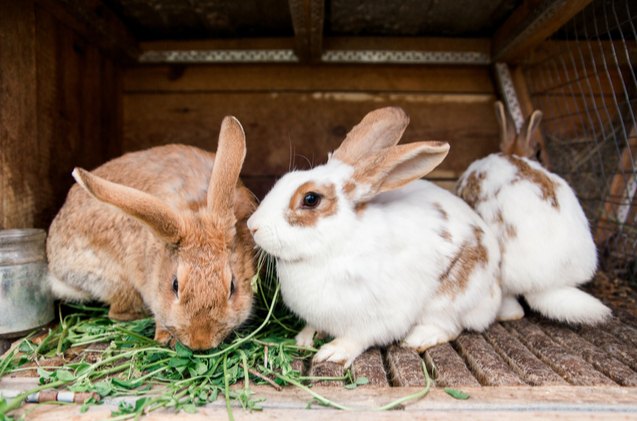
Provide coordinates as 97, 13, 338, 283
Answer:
523, 0, 637, 284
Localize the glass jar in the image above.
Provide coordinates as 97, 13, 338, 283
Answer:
0, 229, 53, 337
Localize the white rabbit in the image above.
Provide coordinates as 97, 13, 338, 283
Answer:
248, 107, 502, 367
456, 101, 610, 325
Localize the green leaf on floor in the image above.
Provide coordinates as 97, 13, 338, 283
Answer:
444, 387, 470, 400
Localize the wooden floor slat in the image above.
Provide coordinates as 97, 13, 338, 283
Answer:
576, 325, 637, 372
604, 319, 637, 348
483, 323, 567, 386
308, 361, 344, 387
454, 332, 525, 386
506, 319, 615, 386
350, 348, 389, 387
539, 321, 637, 386
423, 343, 480, 387
385, 345, 426, 386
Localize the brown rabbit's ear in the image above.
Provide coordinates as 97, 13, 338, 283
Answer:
494, 101, 517, 155
207, 116, 247, 222
330, 107, 410, 165
72, 168, 183, 244
348, 141, 450, 202
517, 110, 543, 158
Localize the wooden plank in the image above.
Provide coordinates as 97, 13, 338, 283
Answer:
10, 383, 637, 420
124, 64, 494, 94
308, 361, 344, 387
123, 92, 499, 181
576, 323, 637, 372
454, 333, 525, 386
492, 0, 593, 62
423, 343, 480, 388
140, 38, 296, 52
483, 323, 566, 386
350, 348, 389, 387
288, 0, 324, 62
539, 321, 637, 386
385, 345, 425, 387
35, 0, 139, 60
505, 319, 615, 385
0, 0, 38, 228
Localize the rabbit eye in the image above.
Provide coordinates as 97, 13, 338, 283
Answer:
302, 192, 321, 208
172, 276, 179, 297
229, 276, 236, 298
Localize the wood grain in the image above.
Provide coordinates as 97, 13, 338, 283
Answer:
423, 343, 480, 387
385, 345, 425, 387
350, 348, 389, 387
454, 333, 525, 386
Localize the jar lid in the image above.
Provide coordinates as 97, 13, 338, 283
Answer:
0, 229, 46, 265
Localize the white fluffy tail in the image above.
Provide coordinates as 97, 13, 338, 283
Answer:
524, 287, 611, 325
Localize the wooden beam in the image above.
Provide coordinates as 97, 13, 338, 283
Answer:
492, 0, 593, 63
35, 0, 139, 61
288, 0, 324, 62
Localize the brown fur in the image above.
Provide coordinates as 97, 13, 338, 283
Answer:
505, 155, 559, 209
432, 202, 449, 220
493, 209, 517, 239
286, 182, 338, 227
459, 171, 485, 208
47, 118, 256, 351
439, 229, 453, 242
437, 226, 488, 298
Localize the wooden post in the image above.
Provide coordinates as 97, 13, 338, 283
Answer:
0, 0, 38, 228
288, 0, 324, 62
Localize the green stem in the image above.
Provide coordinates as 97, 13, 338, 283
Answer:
0, 379, 66, 415
374, 361, 432, 411
223, 355, 235, 421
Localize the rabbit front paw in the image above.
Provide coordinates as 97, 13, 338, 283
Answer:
313, 338, 364, 367
295, 325, 317, 348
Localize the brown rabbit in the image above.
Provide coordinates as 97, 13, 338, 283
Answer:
47, 116, 257, 349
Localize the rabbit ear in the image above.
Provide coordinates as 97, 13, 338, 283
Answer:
348, 141, 450, 202
518, 110, 543, 157
494, 101, 516, 155
207, 116, 247, 222
330, 107, 410, 165
72, 168, 183, 244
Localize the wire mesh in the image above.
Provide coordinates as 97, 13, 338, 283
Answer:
523, 0, 637, 284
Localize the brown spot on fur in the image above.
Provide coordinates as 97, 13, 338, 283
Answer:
439, 229, 452, 242
286, 182, 338, 227
493, 209, 517, 240
433, 202, 448, 220
355, 202, 367, 215
437, 225, 488, 298
458, 171, 486, 208
342, 181, 357, 199
505, 155, 559, 209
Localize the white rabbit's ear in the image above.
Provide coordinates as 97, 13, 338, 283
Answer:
207, 116, 247, 224
348, 141, 450, 202
517, 110, 543, 158
72, 168, 184, 244
495, 101, 516, 155
331, 107, 410, 165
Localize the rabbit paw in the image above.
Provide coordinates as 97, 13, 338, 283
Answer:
295, 325, 317, 348
313, 338, 364, 367
154, 326, 176, 347
497, 295, 525, 321
402, 324, 455, 353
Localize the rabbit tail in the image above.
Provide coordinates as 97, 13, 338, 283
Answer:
524, 286, 611, 325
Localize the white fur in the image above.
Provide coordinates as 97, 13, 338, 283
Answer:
457, 154, 610, 324
249, 158, 502, 366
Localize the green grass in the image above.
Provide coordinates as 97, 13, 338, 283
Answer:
0, 254, 432, 419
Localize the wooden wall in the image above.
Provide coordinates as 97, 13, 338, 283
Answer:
123, 64, 500, 198
0, 0, 122, 229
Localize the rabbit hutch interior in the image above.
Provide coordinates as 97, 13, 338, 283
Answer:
1, 0, 637, 418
